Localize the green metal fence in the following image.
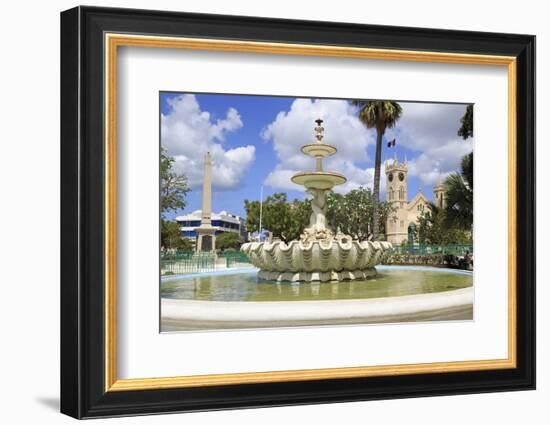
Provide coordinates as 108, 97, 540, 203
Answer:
222, 251, 252, 268
160, 250, 252, 275
160, 250, 194, 261
386, 244, 473, 269
392, 244, 473, 256
160, 252, 216, 275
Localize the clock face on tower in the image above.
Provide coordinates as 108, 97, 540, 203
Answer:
398, 172, 405, 182
388, 172, 394, 182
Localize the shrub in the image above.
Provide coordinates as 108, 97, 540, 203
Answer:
216, 232, 243, 251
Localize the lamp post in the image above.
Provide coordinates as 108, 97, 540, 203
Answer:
258, 185, 263, 240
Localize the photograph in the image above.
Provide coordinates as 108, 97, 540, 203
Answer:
159, 93, 475, 331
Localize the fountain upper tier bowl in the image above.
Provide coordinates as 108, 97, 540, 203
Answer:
291, 171, 346, 190
241, 239, 394, 282
300, 143, 337, 158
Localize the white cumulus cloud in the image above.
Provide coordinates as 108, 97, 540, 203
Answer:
261, 98, 375, 193
385, 102, 473, 186
407, 139, 473, 186
161, 94, 255, 191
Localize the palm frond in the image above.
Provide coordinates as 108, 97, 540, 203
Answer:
461, 152, 473, 190
354, 100, 403, 131
443, 172, 473, 230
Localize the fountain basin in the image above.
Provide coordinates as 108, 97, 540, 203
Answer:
160, 267, 473, 330
241, 239, 393, 282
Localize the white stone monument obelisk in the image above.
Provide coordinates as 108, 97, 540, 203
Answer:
195, 152, 216, 252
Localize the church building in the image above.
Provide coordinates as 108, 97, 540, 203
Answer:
385, 157, 446, 245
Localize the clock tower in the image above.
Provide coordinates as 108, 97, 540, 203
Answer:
385, 158, 409, 244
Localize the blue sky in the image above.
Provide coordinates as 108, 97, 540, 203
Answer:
160, 92, 473, 219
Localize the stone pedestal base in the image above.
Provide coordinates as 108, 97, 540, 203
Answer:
258, 268, 377, 283
196, 226, 216, 252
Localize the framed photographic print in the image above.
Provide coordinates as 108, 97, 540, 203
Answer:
60, 6, 536, 419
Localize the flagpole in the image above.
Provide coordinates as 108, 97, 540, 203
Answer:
258, 185, 263, 239
395, 138, 398, 162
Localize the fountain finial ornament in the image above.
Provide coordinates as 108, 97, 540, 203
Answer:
241, 120, 393, 282
314, 118, 324, 142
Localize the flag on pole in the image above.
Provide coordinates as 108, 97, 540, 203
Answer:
387, 138, 396, 148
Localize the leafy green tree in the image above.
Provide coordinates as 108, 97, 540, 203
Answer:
243, 199, 261, 233
178, 237, 194, 251
262, 193, 294, 242
377, 201, 395, 240
352, 100, 403, 239
416, 202, 471, 245
458, 104, 474, 139
326, 191, 368, 241
160, 148, 190, 218
243, 193, 311, 243
216, 232, 243, 251
444, 152, 473, 231
416, 202, 437, 244
326, 187, 395, 241
161, 219, 193, 250
287, 198, 312, 241
243, 188, 396, 243
160, 150, 191, 250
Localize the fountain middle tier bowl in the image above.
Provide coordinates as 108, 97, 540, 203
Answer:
291, 171, 346, 190
241, 239, 393, 282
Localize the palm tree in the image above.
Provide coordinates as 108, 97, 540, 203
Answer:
352, 100, 403, 239
444, 152, 473, 231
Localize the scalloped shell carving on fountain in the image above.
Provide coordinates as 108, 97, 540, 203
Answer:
241, 239, 393, 282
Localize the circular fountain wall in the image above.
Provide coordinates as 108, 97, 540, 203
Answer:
161, 267, 473, 330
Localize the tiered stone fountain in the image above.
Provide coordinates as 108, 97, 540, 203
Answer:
241, 119, 393, 282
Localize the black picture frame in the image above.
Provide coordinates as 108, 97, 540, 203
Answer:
61, 5, 535, 419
